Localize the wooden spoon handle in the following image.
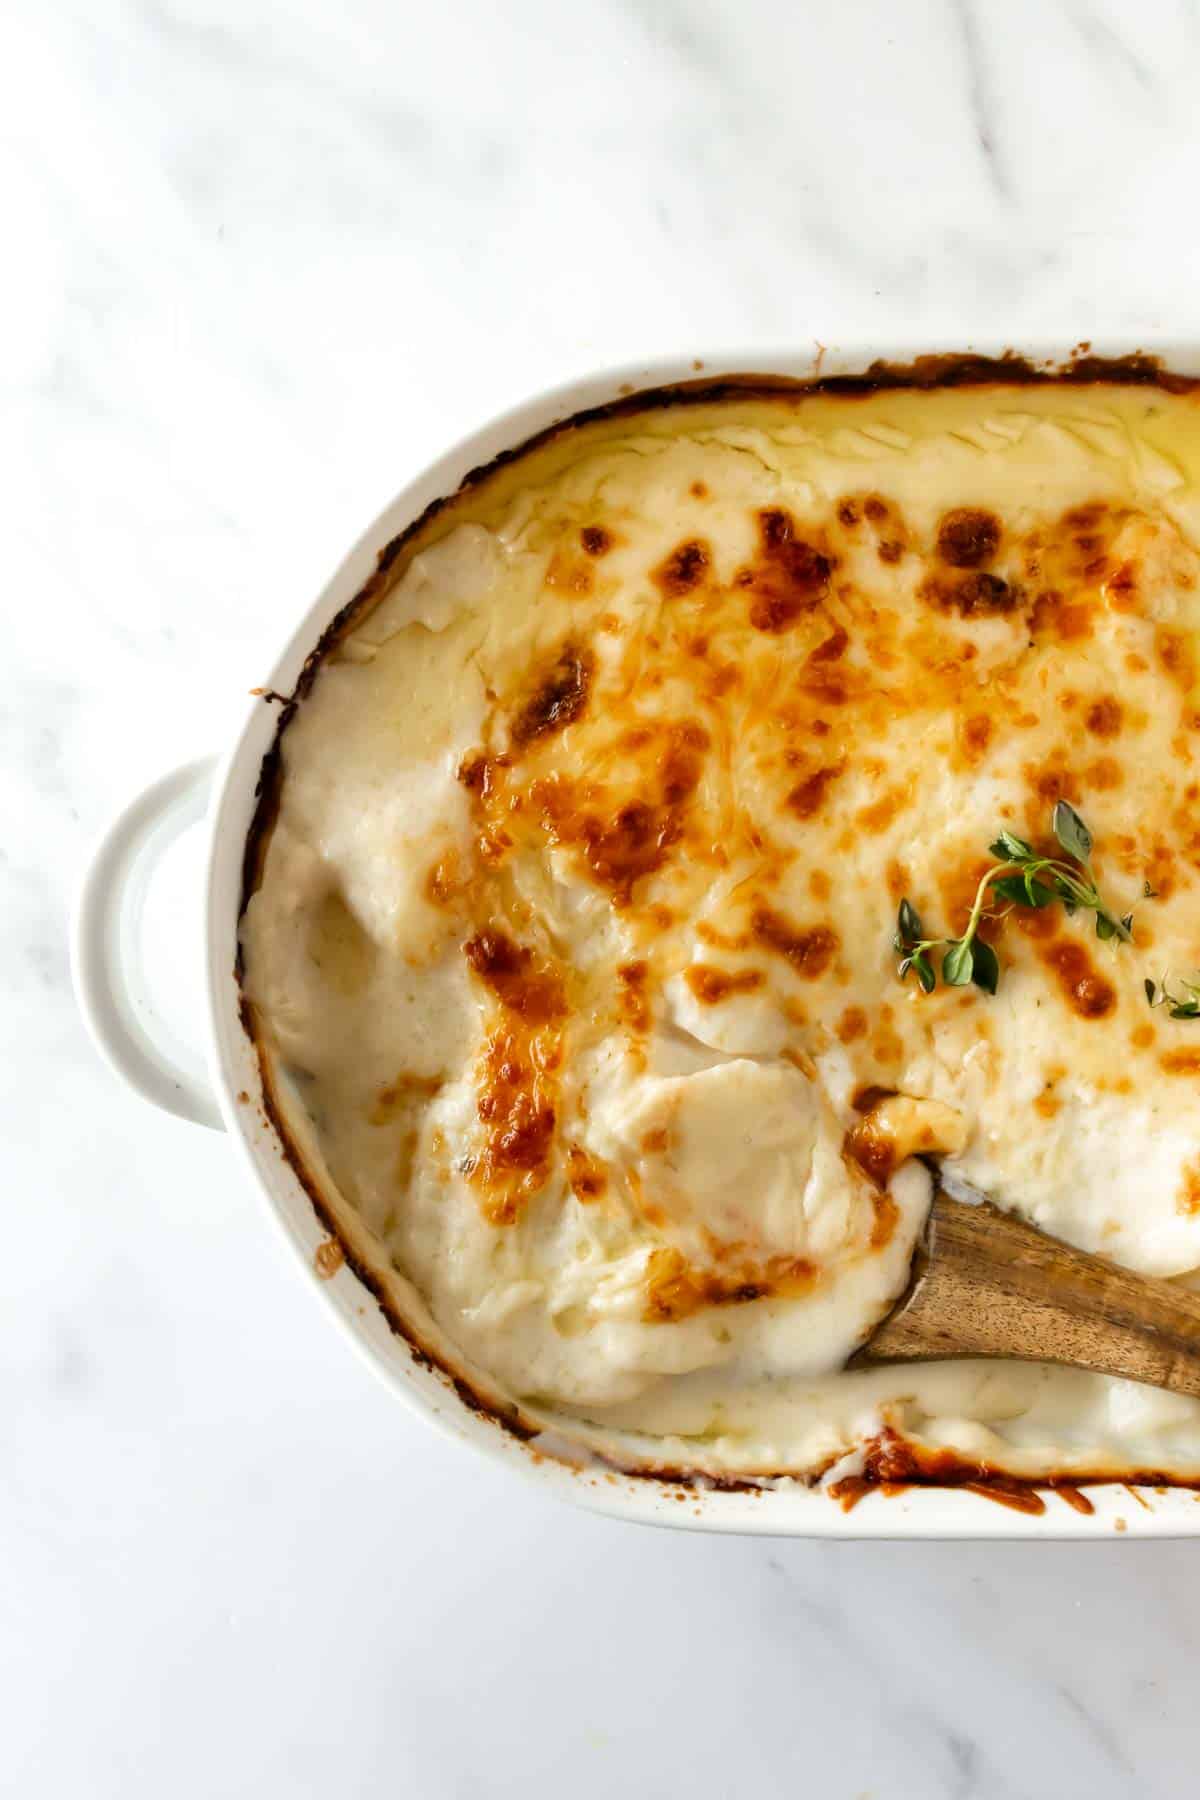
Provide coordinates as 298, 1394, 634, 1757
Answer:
851, 1190, 1200, 1398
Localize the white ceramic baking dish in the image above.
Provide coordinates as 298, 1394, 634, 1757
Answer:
71, 341, 1200, 1537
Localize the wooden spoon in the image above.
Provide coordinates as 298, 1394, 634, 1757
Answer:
849, 1189, 1200, 1398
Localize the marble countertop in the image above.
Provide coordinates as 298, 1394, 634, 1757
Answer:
10, 1, 1200, 1793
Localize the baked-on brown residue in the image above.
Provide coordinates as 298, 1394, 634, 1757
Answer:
581, 525, 612, 556
936, 507, 1001, 568
684, 964, 765, 1005
652, 538, 710, 596
830, 1427, 1047, 1514
511, 645, 594, 743
751, 903, 838, 977
1041, 939, 1116, 1019
314, 1237, 345, 1280
736, 506, 832, 633
1056, 1485, 1096, 1515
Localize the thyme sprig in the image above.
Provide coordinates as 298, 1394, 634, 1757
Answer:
894, 801, 1133, 997
1145, 974, 1200, 1020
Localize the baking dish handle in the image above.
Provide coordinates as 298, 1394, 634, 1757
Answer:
71, 757, 225, 1132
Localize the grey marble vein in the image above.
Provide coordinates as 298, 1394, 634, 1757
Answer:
952, 0, 1011, 200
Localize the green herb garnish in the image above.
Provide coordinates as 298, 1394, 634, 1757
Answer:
894, 801, 1132, 997
1145, 973, 1200, 1020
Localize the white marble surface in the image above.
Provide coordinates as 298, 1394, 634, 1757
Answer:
10, 0, 1200, 1792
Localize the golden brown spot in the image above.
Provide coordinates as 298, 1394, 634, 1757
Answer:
530, 721, 709, 906
580, 525, 612, 557
1009, 902, 1058, 942
463, 930, 566, 1024
961, 713, 992, 760
857, 788, 904, 834
937, 508, 1001, 568
1085, 695, 1123, 737
1041, 939, 1116, 1019
1105, 560, 1140, 611
938, 853, 1001, 942
690, 480, 708, 499
837, 1006, 868, 1043
643, 1246, 816, 1323
458, 750, 502, 797
787, 764, 843, 819
425, 849, 461, 908
1144, 844, 1176, 901
1178, 1159, 1200, 1215
920, 569, 1017, 618
1158, 627, 1195, 690
1161, 1049, 1200, 1076
738, 507, 833, 634
808, 624, 849, 664
870, 1189, 899, 1250
850, 1084, 896, 1114
1033, 1088, 1060, 1119
617, 960, 650, 1031
886, 859, 909, 902
684, 965, 765, 1005
474, 1028, 558, 1223
566, 1145, 607, 1203
837, 498, 860, 526
1023, 757, 1079, 809
1132, 1023, 1155, 1049
652, 538, 710, 597
544, 552, 594, 596
751, 904, 838, 978
511, 646, 594, 744
878, 540, 904, 564
843, 1118, 896, 1188
1084, 756, 1122, 791
1031, 589, 1092, 642
314, 1238, 344, 1280
810, 868, 832, 902
641, 1126, 669, 1155
863, 496, 888, 523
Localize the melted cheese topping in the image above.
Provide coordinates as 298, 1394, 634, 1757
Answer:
241, 381, 1200, 1482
